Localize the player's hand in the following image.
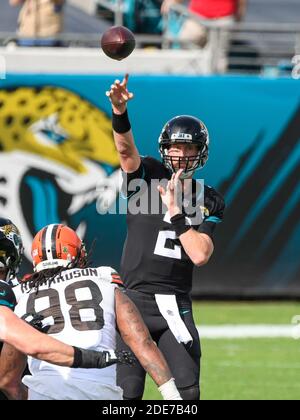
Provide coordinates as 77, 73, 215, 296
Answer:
106, 74, 134, 114
22, 313, 50, 333
158, 170, 183, 217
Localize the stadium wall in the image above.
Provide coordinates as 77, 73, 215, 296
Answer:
0, 74, 299, 298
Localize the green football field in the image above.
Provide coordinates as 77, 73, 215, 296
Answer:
143, 302, 300, 400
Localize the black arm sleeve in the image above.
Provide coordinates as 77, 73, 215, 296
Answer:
121, 161, 145, 199
0, 281, 17, 310
198, 186, 225, 240
198, 221, 218, 239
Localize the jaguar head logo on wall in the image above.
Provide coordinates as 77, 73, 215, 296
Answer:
0, 86, 121, 268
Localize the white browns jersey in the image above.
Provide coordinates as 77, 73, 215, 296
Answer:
14, 266, 123, 400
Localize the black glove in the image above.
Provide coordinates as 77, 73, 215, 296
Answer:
22, 313, 50, 333
72, 348, 136, 369
105, 350, 136, 366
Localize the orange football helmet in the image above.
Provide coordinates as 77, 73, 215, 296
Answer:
31, 224, 87, 272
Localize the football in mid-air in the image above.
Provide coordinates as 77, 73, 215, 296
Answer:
101, 26, 136, 61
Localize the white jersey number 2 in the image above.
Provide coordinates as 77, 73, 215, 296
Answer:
154, 230, 182, 260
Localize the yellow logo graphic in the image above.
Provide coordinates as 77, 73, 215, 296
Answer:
1, 225, 13, 236
0, 86, 119, 172
0, 86, 121, 262
200, 206, 210, 218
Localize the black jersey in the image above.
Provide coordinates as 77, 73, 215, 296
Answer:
120, 157, 225, 295
0, 280, 16, 310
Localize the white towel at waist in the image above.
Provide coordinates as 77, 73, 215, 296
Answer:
155, 294, 193, 345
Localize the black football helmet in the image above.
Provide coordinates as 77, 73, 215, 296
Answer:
0, 217, 24, 281
159, 115, 209, 178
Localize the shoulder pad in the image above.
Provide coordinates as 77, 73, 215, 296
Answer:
204, 185, 225, 220
97, 267, 125, 288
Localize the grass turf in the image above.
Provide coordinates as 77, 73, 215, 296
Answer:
143, 302, 300, 400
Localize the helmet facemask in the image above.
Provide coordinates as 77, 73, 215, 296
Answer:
160, 142, 208, 179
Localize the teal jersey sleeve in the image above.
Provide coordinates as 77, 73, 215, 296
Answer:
0, 280, 17, 310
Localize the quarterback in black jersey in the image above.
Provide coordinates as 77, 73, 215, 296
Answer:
106, 75, 225, 400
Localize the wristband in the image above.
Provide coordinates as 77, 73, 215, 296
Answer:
72, 347, 107, 369
170, 213, 192, 237
158, 378, 182, 400
72, 346, 82, 368
112, 110, 131, 134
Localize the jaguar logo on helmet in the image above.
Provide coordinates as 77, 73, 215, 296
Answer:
2, 225, 13, 236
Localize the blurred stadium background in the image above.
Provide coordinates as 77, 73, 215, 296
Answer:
0, 0, 300, 400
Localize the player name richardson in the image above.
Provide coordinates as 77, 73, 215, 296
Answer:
101, 403, 199, 416
20, 268, 99, 292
